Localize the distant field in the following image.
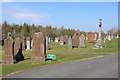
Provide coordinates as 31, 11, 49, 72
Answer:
1, 38, 118, 77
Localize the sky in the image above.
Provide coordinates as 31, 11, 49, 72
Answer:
1, 2, 118, 33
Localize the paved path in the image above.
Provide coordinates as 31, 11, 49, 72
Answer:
5, 53, 118, 78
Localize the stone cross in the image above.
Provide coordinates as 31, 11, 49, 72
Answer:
31, 32, 46, 61
68, 36, 72, 49
98, 19, 102, 39
79, 34, 85, 48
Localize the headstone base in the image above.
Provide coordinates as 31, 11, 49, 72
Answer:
3, 60, 14, 64
94, 39, 105, 48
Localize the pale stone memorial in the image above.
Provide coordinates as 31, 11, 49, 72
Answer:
55, 37, 59, 43
46, 36, 49, 50
79, 34, 86, 48
26, 37, 31, 51
68, 36, 72, 49
94, 19, 105, 48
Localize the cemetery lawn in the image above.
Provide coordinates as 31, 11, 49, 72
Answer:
2, 38, 118, 77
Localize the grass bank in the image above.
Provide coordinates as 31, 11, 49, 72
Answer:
2, 38, 118, 77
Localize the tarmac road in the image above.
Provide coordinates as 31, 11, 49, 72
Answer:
5, 53, 118, 78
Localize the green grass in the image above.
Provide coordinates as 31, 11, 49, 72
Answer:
47, 38, 118, 54
1, 38, 118, 77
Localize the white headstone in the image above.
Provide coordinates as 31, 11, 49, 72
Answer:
46, 36, 49, 49
55, 37, 59, 43
48, 37, 51, 42
116, 34, 119, 38
108, 35, 111, 41
26, 41, 30, 50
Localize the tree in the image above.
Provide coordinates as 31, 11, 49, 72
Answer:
20, 23, 30, 38
2, 21, 8, 40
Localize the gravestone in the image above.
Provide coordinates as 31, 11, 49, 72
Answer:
108, 34, 111, 41
14, 37, 24, 63
94, 19, 105, 48
111, 34, 114, 39
46, 36, 49, 50
55, 37, 59, 43
48, 37, 51, 42
3, 33, 14, 64
31, 39, 33, 49
31, 32, 46, 61
73, 31, 80, 48
101, 33, 105, 40
22, 37, 26, 50
94, 33, 98, 40
68, 36, 72, 49
79, 34, 85, 48
85, 33, 88, 41
116, 34, 119, 38
88, 33, 95, 43
26, 37, 31, 51
60, 36, 64, 45
63, 35, 68, 44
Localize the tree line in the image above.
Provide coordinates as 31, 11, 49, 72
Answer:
1, 21, 119, 40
